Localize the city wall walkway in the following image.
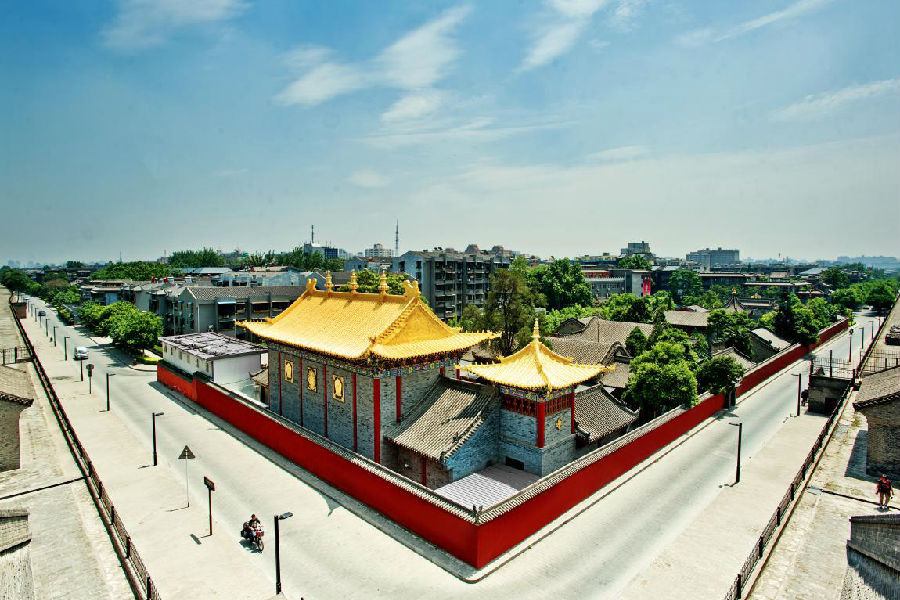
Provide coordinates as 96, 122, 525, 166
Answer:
0, 288, 131, 600
19, 306, 277, 600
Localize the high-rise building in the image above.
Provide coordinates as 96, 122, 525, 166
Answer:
686, 247, 741, 270
363, 243, 393, 258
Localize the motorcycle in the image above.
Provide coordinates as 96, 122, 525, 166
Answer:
241, 522, 265, 551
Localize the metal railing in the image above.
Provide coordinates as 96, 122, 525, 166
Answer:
723, 311, 892, 600
11, 300, 161, 600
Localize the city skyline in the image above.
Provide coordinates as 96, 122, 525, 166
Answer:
2, 0, 898, 263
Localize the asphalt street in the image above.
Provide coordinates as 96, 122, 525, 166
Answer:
25, 298, 879, 600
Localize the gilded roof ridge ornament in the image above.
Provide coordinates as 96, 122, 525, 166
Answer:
378, 269, 389, 296
349, 270, 359, 293
532, 318, 540, 340
325, 271, 334, 292
306, 276, 317, 291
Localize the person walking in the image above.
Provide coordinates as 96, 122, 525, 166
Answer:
876, 474, 892, 509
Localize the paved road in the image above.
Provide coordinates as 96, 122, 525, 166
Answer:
25, 300, 879, 600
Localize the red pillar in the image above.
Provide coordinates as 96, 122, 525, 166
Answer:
396, 374, 402, 423
277, 351, 283, 415
323, 364, 328, 439
299, 357, 304, 427
352, 372, 358, 452
440, 366, 445, 376
570, 391, 575, 434
373, 378, 381, 463
537, 401, 546, 448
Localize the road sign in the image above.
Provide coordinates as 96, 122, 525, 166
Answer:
203, 476, 215, 491
178, 445, 196, 460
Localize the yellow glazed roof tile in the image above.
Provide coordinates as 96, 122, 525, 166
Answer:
238, 276, 496, 360
463, 320, 608, 391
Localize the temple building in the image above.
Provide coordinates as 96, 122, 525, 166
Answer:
239, 272, 496, 465
241, 274, 623, 488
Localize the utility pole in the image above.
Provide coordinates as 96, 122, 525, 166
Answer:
729, 422, 742, 484
793, 373, 802, 416
152, 412, 165, 466
274, 512, 294, 595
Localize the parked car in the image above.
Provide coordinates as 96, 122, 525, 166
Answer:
74, 347, 88, 360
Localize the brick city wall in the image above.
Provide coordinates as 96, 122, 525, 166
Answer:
156, 318, 848, 568
841, 514, 900, 600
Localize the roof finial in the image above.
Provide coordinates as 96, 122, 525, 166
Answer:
378, 269, 389, 295
349, 270, 359, 292
731, 287, 737, 296
532, 318, 540, 340
325, 271, 334, 291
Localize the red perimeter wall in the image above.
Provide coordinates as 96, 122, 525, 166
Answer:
158, 318, 847, 568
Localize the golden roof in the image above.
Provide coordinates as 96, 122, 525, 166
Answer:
238, 273, 497, 361
462, 321, 608, 391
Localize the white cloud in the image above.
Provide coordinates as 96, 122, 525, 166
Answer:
677, 0, 832, 46
349, 169, 392, 188
275, 62, 368, 106
772, 79, 900, 122
586, 145, 649, 161
276, 5, 470, 121
102, 0, 245, 50
609, 0, 648, 31
376, 5, 471, 89
362, 118, 570, 149
520, 1, 608, 71
382, 91, 445, 122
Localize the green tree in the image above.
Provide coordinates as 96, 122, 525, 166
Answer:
527, 259, 592, 310
618, 255, 652, 270
667, 269, 703, 304
773, 293, 818, 345
0, 267, 40, 294
625, 296, 652, 323
65, 260, 84, 269
625, 326, 648, 357
337, 270, 408, 295
167, 248, 225, 268
684, 289, 723, 310
598, 293, 637, 321
108, 309, 163, 351
697, 355, 744, 395
830, 287, 863, 311
624, 341, 698, 419
707, 309, 753, 356
866, 279, 898, 312
482, 267, 538, 355
90, 261, 174, 281
822, 266, 850, 289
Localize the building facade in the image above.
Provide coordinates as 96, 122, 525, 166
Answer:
394, 248, 512, 320
686, 247, 741, 270
159, 332, 265, 385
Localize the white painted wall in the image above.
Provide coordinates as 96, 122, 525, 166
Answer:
212, 354, 263, 384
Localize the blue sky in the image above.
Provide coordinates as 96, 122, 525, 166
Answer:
1, 0, 898, 264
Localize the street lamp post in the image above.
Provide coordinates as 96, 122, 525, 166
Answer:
86, 363, 94, 393
106, 373, 115, 412
792, 373, 802, 416
729, 422, 742, 485
152, 412, 165, 466
53, 325, 57, 346
274, 512, 294, 596
80, 358, 84, 381
64, 336, 69, 361
849, 329, 853, 363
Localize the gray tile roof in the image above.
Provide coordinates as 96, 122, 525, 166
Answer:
185, 286, 305, 302
547, 337, 618, 365
712, 347, 756, 371
160, 332, 266, 359
385, 378, 497, 462
599, 359, 631, 389
854, 366, 900, 409
557, 316, 653, 346
751, 328, 792, 351
574, 385, 638, 443
664, 310, 709, 328
0, 365, 35, 405
251, 367, 269, 388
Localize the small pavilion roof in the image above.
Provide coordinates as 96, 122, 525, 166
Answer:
239, 272, 497, 361
463, 321, 608, 391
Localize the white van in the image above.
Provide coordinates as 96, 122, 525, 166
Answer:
74, 347, 88, 360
